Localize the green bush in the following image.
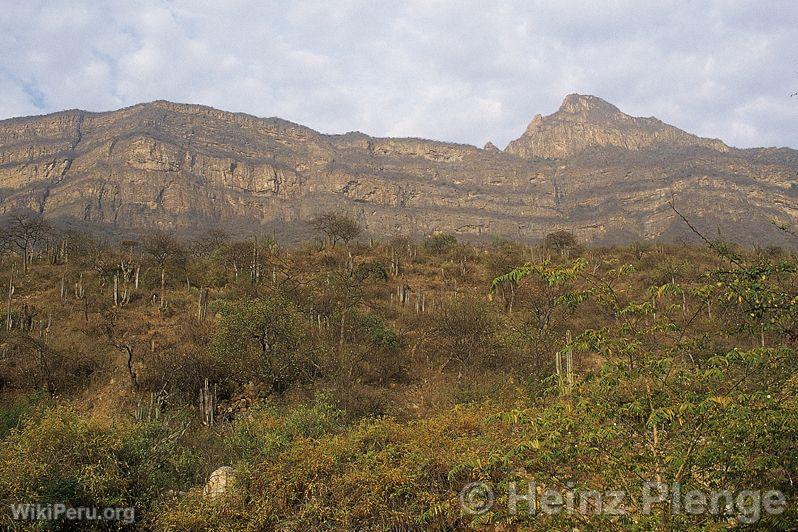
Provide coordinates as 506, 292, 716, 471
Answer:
354, 260, 388, 282
0, 391, 45, 438
424, 233, 458, 255
224, 394, 344, 470
0, 407, 202, 528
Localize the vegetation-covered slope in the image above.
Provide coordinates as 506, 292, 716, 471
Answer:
0, 217, 796, 529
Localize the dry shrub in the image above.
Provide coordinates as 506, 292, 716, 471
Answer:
421, 293, 501, 370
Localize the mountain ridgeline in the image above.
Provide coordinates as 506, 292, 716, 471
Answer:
1, 94, 796, 245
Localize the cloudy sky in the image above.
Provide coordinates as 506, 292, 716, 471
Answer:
1, 1, 796, 149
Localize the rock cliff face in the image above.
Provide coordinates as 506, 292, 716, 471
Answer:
505, 94, 730, 159
0, 96, 796, 245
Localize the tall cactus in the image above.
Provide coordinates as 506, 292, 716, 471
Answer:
556, 330, 574, 395
5, 272, 14, 332
199, 378, 217, 426
160, 268, 166, 310
198, 287, 209, 320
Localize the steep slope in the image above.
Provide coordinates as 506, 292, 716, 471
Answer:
505, 94, 730, 159
0, 97, 796, 245
0, 101, 561, 240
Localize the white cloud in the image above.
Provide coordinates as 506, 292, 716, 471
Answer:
0, 78, 39, 118
0, 0, 796, 149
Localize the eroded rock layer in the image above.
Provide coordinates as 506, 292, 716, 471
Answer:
0, 95, 796, 244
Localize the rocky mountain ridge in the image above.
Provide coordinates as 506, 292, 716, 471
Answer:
0, 95, 796, 245
506, 94, 730, 158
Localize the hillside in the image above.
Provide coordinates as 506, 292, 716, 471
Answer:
0, 232, 796, 528
1, 95, 797, 245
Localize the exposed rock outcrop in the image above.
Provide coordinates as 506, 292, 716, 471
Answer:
0, 96, 795, 245
505, 94, 730, 159
203, 466, 235, 500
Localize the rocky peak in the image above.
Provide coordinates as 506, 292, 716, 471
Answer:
0, 98, 793, 246
558, 93, 622, 117
482, 141, 500, 152
506, 94, 729, 159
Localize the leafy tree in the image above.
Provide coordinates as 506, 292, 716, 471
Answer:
543, 229, 577, 254
210, 296, 308, 392
310, 212, 362, 247
710, 260, 798, 342
492, 258, 588, 330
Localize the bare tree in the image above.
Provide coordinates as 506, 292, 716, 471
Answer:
0, 331, 62, 398
0, 211, 51, 273
102, 311, 138, 389
189, 228, 229, 258
0, 227, 9, 254
143, 229, 185, 267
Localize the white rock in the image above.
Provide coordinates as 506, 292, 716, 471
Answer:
203, 466, 235, 500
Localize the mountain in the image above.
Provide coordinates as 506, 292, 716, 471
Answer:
0, 95, 796, 245
505, 94, 730, 158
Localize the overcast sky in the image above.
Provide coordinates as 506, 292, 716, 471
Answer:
1, 1, 796, 149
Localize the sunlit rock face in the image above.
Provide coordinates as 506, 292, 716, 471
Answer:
505, 94, 730, 159
0, 96, 795, 245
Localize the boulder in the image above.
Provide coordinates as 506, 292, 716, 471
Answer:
203, 466, 236, 500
